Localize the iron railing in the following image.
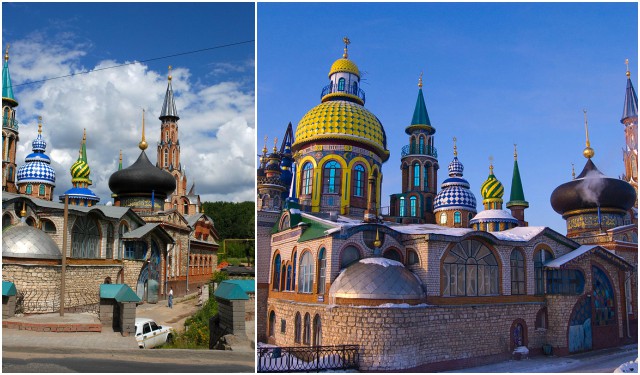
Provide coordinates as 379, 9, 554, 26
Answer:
15, 289, 100, 315
321, 84, 366, 103
401, 144, 437, 158
3, 116, 19, 131
257, 345, 359, 372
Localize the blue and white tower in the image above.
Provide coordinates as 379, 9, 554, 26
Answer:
16, 117, 56, 200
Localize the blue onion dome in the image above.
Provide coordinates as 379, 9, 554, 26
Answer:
434, 142, 477, 213
62, 187, 99, 203
16, 119, 56, 186
108, 150, 175, 197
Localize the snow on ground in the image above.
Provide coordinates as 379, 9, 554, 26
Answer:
615, 358, 638, 373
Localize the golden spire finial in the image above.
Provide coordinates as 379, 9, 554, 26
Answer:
489, 155, 494, 174
342, 36, 350, 59
373, 227, 382, 248
168, 65, 172, 81
273, 137, 279, 153
453, 136, 458, 157
571, 163, 576, 179
4, 43, 9, 62
82, 128, 86, 142
119, 149, 122, 163
418, 72, 423, 88
582, 109, 594, 159
20, 201, 27, 218
514, 144, 518, 160
626, 59, 630, 78
37, 116, 43, 134
262, 136, 268, 154
139, 109, 148, 151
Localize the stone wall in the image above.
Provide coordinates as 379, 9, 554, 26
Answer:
3, 295, 16, 318
217, 298, 246, 336
268, 298, 545, 371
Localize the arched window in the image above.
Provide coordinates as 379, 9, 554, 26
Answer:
534, 248, 553, 295
535, 307, 548, 329
39, 184, 45, 197
183, 200, 189, 214
468, 212, 474, 222
419, 136, 425, 154
443, 239, 499, 296
323, 161, 341, 194
292, 251, 297, 291
512, 322, 525, 348
340, 246, 360, 269
510, 249, 525, 295
303, 313, 311, 345
313, 314, 322, 346
424, 165, 429, 190
71, 215, 101, 258
338, 77, 345, 91
454, 211, 461, 224
106, 223, 114, 259
118, 222, 129, 260
41, 219, 56, 234
410, 196, 417, 217
26, 184, 32, 194
352, 81, 358, 95
317, 248, 326, 294
413, 163, 420, 187
302, 163, 313, 195
407, 250, 419, 265
383, 249, 401, 262
286, 264, 292, 291
353, 164, 365, 197
164, 148, 168, 167
269, 311, 276, 337
280, 264, 286, 290
2, 213, 12, 229
26, 217, 36, 227
298, 251, 314, 293
294, 312, 302, 343
440, 212, 447, 225
272, 254, 281, 291
399, 197, 406, 217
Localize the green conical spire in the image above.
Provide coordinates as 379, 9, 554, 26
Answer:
507, 145, 529, 208
118, 150, 123, 170
3, 44, 17, 106
411, 73, 431, 126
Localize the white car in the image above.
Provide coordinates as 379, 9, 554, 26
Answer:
135, 318, 174, 349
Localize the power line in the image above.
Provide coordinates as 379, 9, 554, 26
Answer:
10, 39, 255, 88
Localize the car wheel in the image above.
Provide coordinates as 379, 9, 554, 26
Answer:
167, 333, 174, 344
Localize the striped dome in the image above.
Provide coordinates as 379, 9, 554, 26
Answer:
71, 157, 91, 181
293, 100, 389, 161
481, 173, 504, 200
329, 58, 360, 78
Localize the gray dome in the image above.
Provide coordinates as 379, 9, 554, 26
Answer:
329, 258, 425, 303
3, 223, 62, 259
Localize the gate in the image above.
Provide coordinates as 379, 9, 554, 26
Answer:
257, 345, 359, 372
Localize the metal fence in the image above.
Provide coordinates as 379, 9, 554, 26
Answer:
15, 289, 99, 315
257, 345, 359, 372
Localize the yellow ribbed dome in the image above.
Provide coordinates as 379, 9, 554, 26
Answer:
480, 174, 504, 200
292, 100, 388, 161
329, 58, 360, 78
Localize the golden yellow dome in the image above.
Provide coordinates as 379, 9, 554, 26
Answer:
292, 100, 389, 161
329, 58, 360, 78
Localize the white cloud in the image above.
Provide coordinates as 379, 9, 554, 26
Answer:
9, 38, 255, 204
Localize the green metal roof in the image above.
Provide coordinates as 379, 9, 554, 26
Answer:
2, 57, 16, 104
411, 88, 431, 126
2, 281, 16, 296
100, 284, 141, 303
224, 279, 255, 294
298, 216, 333, 242
507, 159, 529, 208
214, 281, 249, 301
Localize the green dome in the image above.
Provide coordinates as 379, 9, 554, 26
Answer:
480, 172, 504, 201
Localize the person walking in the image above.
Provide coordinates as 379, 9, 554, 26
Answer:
168, 287, 174, 308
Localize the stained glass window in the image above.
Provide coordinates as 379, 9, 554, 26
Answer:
443, 240, 499, 296
273, 254, 281, 291
593, 266, 615, 326
413, 163, 420, 187
410, 196, 417, 217
302, 163, 313, 195
510, 249, 525, 295
323, 161, 341, 194
353, 164, 365, 197
72, 215, 101, 258
317, 248, 326, 294
399, 197, 406, 217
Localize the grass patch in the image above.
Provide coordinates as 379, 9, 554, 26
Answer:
161, 297, 218, 349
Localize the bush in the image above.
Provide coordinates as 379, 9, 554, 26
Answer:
161, 298, 218, 349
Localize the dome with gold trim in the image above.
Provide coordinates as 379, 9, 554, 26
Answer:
329, 58, 360, 78
293, 100, 389, 161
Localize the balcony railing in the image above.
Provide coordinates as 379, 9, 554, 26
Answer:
3, 116, 19, 131
401, 144, 437, 158
257, 345, 359, 372
321, 84, 366, 104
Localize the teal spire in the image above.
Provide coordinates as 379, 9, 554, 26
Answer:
2, 44, 17, 106
507, 145, 529, 209
411, 73, 431, 126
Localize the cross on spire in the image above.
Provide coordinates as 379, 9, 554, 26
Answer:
343, 36, 350, 58
453, 136, 457, 157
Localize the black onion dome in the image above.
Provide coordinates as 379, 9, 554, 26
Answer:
550, 159, 636, 215
109, 151, 175, 196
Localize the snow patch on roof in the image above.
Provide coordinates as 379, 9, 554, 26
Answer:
545, 245, 599, 268
470, 209, 518, 222
491, 226, 546, 242
360, 257, 404, 268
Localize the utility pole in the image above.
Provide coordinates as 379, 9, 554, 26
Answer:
60, 194, 68, 316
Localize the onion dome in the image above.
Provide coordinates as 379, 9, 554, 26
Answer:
2, 44, 17, 107
550, 158, 636, 215
61, 130, 99, 205
621, 59, 638, 124
434, 141, 477, 213
480, 164, 504, 201
3, 222, 61, 259
293, 100, 389, 161
328, 38, 360, 78
108, 150, 175, 197
329, 258, 425, 304
16, 119, 55, 186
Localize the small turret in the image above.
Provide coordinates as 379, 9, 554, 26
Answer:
506, 144, 529, 226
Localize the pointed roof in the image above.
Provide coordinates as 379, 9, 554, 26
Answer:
159, 66, 179, 120
2, 44, 17, 106
405, 74, 434, 135
621, 70, 638, 123
507, 149, 529, 208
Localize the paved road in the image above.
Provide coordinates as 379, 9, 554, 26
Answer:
3, 347, 255, 373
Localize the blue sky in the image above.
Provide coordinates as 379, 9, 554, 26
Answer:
258, 2, 638, 234
3, 2, 255, 202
